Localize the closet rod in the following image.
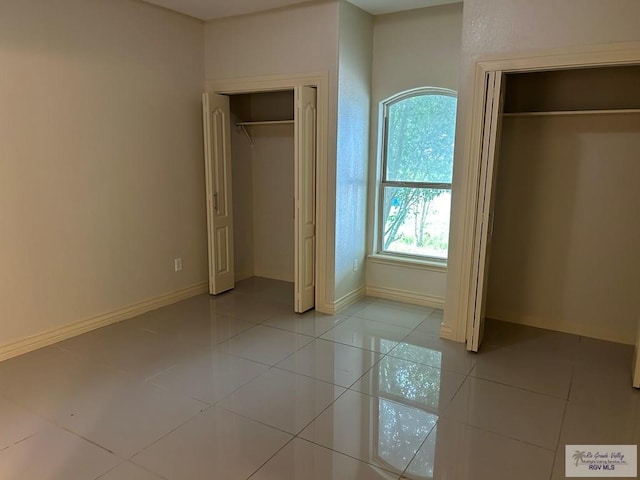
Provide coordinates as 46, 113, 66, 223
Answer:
503, 108, 640, 118
236, 120, 295, 147
236, 120, 294, 126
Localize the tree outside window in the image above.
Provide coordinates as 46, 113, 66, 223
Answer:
379, 89, 457, 260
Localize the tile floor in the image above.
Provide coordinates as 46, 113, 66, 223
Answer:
0, 277, 637, 479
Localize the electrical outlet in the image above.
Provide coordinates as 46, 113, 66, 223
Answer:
353, 258, 359, 271
174, 257, 183, 272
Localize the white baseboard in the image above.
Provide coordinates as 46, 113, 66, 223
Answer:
487, 310, 635, 346
365, 285, 445, 310
0, 282, 209, 362
329, 286, 366, 314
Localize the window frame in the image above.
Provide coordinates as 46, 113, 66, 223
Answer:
377, 87, 458, 263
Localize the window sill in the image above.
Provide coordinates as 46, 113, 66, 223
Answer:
367, 254, 447, 273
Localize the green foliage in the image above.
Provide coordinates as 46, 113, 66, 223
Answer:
382, 93, 457, 255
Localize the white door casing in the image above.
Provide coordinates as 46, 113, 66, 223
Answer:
634, 324, 640, 388
294, 86, 317, 313
466, 71, 505, 352
202, 92, 235, 295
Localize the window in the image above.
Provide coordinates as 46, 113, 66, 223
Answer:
378, 88, 457, 261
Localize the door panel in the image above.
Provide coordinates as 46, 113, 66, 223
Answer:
202, 92, 235, 295
467, 71, 505, 351
294, 86, 317, 313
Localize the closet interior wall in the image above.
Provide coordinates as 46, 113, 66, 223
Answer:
486, 66, 640, 345
229, 91, 295, 283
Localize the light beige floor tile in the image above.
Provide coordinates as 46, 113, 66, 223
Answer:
56, 322, 199, 380
299, 390, 437, 474
320, 317, 413, 353
482, 319, 580, 361
3, 279, 636, 480
275, 339, 382, 388
263, 311, 348, 337
444, 377, 565, 449
251, 438, 400, 480
388, 331, 476, 375
0, 346, 125, 419
148, 349, 269, 404
56, 378, 205, 458
404, 418, 555, 480
559, 401, 636, 446
209, 291, 293, 323
352, 300, 431, 329
341, 297, 377, 316
217, 325, 314, 365
0, 425, 119, 480
471, 346, 573, 398
351, 356, 465, 413
217, 369, 344, 434
569, 361, 640, 408
413, 309, 444, 335
98, 462, 167, 480
0, 345, 205, 457
131, 310, 256, 349
571, 337, 635, 373
132, 407, 292, 480
550, 451, 570, 480
0, 396, 51, 450
233, 277, 294, 305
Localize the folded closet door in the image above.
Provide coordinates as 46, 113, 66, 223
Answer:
467, 71, 505, 351
202, 93, 235, 295
294, 86, 317, 313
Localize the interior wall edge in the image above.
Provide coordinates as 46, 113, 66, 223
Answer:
328, 285, 367, 315
0, 282, 208, 363
439, 323, 457, 342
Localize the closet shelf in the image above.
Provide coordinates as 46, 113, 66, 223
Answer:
503, 108, 640, 117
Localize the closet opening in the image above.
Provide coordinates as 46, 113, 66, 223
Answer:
202, 85, 318, 313
490, 66, 640, 340
460, 60, 640, 379
230, 90, 296, 296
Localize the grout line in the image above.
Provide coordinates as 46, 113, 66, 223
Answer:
244, 435, 297, 479
549, 367, 573, 480
290, 435, 403, 479
464, 375, 574, 401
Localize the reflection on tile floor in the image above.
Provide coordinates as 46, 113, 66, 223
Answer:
0, 278, 638, 479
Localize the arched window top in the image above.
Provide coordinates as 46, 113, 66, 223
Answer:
383, 88, 458, 185
383, 86, 457, 107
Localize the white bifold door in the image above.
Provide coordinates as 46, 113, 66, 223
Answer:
202, 92, 235, 295
294, 86, 317, 313
467, 71, 505, 352
202, 87, 317, 312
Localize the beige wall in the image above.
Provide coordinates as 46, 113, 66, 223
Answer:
366, 4, 463, 306
488, 114, 640, 344
334, 0, 373, 302
204, 2, 340, 306
444, 0, 640, 340
0, 0, 205, 348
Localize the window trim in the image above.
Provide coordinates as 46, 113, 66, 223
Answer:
377, 87, 457, 263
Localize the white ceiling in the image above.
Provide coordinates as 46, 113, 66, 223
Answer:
143, 0, 460, 21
